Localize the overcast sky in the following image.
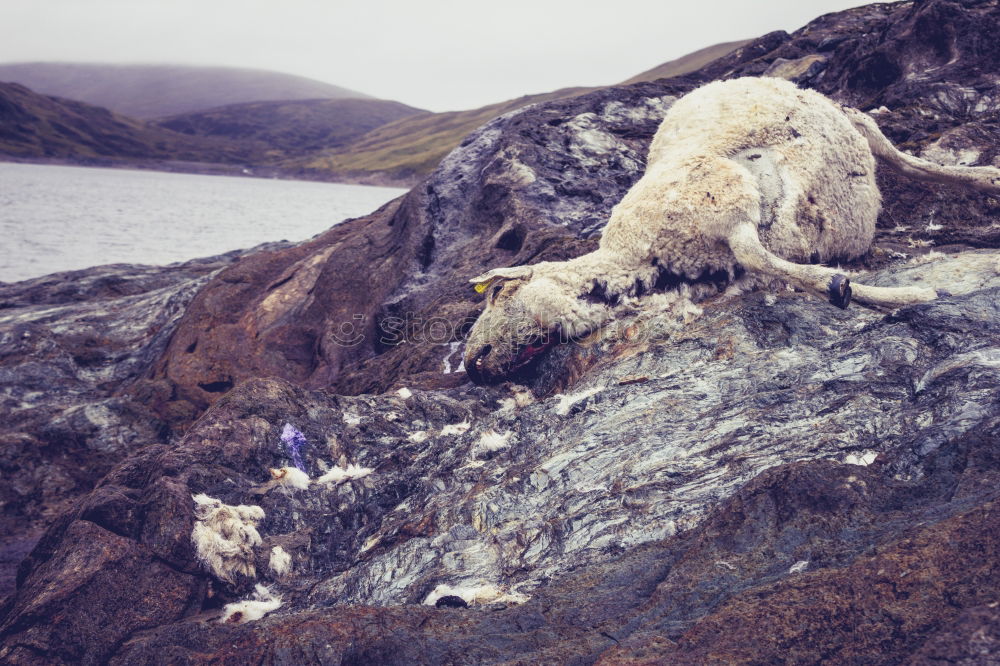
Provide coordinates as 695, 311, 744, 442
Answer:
0, 0, 892, 112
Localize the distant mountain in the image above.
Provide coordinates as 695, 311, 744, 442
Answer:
621, 40, 752, 85
0, 63, 371, 118
156, 98, 427, 155
0, 41, 751, 185
0, 81, 252, 163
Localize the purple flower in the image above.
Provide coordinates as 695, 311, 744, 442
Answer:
280, 423, 308, 472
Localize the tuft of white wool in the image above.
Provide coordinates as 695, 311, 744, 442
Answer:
471, 430, 513, 458
554, 387, 603, 416
219, 584, 282, 624
408, 430, 429, 444
844, 451, 878, 467
314, 463, 373, 486
498, 385, 536, 412
191, 494, 265, 583
789, 560, 810, 574
396, 387, 413, 399
907, 251, 946, 265
440, 421, 471, 436
269, 546, 292, 577
423, 582, 530, 607
269, 466, 310, 490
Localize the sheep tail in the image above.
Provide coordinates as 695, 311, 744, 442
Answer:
844, 106, 1000, 194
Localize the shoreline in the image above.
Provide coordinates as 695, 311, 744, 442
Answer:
0, 155, 422, 189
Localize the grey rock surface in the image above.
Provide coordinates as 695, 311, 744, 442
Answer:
0, 247, 288, 597
3, 0, 1000, 663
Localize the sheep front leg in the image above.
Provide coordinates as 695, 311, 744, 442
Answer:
727, 223, 937, 309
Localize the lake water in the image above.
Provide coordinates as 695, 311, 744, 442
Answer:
0, 163, 408, 283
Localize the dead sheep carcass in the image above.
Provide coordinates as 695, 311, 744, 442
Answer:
464, 76, 1000, 384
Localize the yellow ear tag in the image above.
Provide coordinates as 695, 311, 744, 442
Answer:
473, 278, 496, 294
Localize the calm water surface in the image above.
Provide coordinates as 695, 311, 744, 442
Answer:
0, 163, 407, 283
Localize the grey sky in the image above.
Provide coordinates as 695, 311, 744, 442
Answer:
0, 0, 891, 112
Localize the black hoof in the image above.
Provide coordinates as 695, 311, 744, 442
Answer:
829, 274, 852, 309
435, 595, 469, 608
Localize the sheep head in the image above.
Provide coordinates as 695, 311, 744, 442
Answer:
464, 262, 613, 384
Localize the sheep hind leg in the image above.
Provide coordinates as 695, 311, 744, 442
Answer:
727, 223, 937, 309
845, 107, 1000, 194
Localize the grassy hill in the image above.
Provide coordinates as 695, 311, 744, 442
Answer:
620, 40, 751, 84
0, 40, 752, 184
0, 81, 253, 163
156, 98, 427, 156
0, 63, 371, 118
284, 87, 593, 182
285, 41, 749, 183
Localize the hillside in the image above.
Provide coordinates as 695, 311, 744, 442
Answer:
0, 42, 751, 184
156, 97, 427, 156
285, 42, 750, 183
285, 86, 594, 182
0, 63, 371, 118
621, 39, 751, 84
0, 81, 252, 163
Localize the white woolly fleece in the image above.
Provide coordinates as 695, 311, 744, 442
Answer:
440, 421, 471, 437
466, 76, 1000, 373
191, 494, 265, 583
554, 387, 603, 416
314, 463, 373, 485
269, 466, 311, 490
471, 430, 513, 458
219, 584, 282, 624
269, 545, 292, 577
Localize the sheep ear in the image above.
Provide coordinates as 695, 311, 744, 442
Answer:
470, 266, 534, 292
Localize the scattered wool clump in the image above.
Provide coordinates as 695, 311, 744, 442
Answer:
423, 582, 530, 607
789, 560, 810, 574
440, 421, 471, 436
554, 387, 603, 416
219, 584, 282, 624
844, 451, 878, 466
314, 463, 373, 485
269, 545, 292, 577
269, 466, 311, 490
408, 430, 429, 444
191, 494, 265, 583
499, 385, 535, 412
907, 250, 946, 266
471, 430, 513, 458
396, 387, 413, 399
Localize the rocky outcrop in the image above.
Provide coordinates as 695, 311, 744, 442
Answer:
3, 0, 1000, 663
0, 244, 299, 596
5, 252, 1000, 663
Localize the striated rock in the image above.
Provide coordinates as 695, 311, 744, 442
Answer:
0, 251, 286, 598
4, 250, 1000, 663
4, 0, 1000, 663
